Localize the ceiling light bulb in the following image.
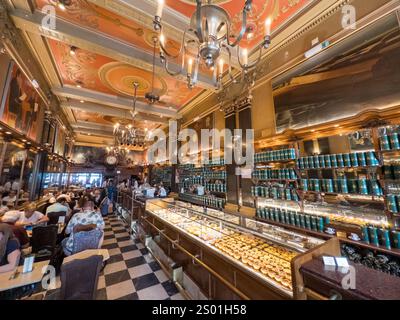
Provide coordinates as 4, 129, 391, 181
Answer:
69, 46, 77, 55
159, 34, 165, 46
58, 2, 66, 11
156, 0, 164, 18
265, 17, 272, 36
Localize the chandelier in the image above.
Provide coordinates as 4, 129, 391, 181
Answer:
153, 0, 272, 89
113, 82, 146, 148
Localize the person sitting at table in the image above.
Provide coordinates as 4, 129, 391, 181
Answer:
62, 200, 104, 256
1, 191, 17, 206
0, 223, 21, 273
12, 204, 49, 227
46, 197, 69, 216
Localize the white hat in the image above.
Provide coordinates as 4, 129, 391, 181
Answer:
49, 197, 56, 204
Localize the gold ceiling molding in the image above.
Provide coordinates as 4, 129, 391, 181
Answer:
87, 0, 184, 43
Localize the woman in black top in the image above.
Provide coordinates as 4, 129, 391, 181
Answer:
0, 223, 21, 273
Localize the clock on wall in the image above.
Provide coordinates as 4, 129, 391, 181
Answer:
105, 155, 118, 166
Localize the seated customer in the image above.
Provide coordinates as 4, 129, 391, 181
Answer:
14, 204, 49, 227
46, 197, 69, 215
1, 191, 17, 206
62, 200, 105, 256
0, 223, 21, 273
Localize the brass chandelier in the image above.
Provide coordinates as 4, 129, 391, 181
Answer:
153, 0, 272, 89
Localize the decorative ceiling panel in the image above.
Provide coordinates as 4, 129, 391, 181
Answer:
48, 39, 203, 109
165, 0, 312, 49
72, 109, 160, 130
36, 0, 181, 55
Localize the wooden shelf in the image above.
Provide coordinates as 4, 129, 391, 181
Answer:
298, 165, 379, 171
301, 190, 384, 201
255, 217, 400, 258
254, 159, 296, 165
255, 217, 333, 240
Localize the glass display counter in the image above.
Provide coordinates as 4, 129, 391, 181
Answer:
143, 198, 324, 299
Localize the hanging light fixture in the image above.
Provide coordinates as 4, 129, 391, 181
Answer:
113, 82, 146, 148
145, 36, 161, 104
154, 0, 272, 89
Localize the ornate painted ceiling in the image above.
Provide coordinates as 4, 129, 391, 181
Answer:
165, 0, 311, 49
7, 0, 315, 146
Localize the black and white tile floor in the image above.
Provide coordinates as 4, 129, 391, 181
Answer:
97, 215, 184, 300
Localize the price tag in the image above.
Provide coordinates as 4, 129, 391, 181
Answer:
322, 256, 336, 267
335, 257, 350, 268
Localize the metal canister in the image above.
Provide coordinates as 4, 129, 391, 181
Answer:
366, 151, 379, 166
311, 216, 318, 231
290, 211, 296, 226
314, 155, 320, 169
317, 217, 325, 232
348, 179, 358, 194
313, 179, 321, 192
395, 196, 400, 214
274, 209, 281, 222
284, 211, 290, 225
294, 213, 300, 227
358, 179, 369, 195
389, 133, 400, 150
386, 195, 398, 213
393, 165, 400, 180
304, 157, 309, 169
337, 154, 345, 168
319, 155, 326, 168
308, 156, 315, 169
343, 153, 352, 167
361, 226, 370, 243
290, 149, 296, 160
291, 189, 299, 201
305, 215, 311, 230
301, 179, 308, 191
392, 231, 400, 249
324, 155, 332, 168
357, 152, 367, 167
330, 154, 338, 168
285, 189, 292, 200
324, 216, 330, 224
325, 179, 334, 193
379, 229, 391, 249
383, 165, 394, 180
339, 179, 349, 194
279, 210, 285, 223
370, 180, 382, 196
299, 214, 306, 229
350, 153, 359, 167
368, 226, 379, 246
380, 135, 391, 151
298, 158, 304, 169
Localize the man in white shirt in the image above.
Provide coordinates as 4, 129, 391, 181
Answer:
46, 197, 69, 215
0, 204, 49, 226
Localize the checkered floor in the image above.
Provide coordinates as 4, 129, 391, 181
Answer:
96, 215, 184, 300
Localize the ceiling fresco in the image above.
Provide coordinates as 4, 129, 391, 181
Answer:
72, 109, 160, 130
165, 0, 312, 49
48, 39, 203, 109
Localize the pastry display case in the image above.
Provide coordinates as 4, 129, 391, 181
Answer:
141, 198, 324, 299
